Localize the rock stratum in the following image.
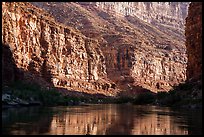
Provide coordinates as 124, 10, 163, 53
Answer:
2, 2, 190, 96
2, 2, 116, 96
88, 2, 188, 31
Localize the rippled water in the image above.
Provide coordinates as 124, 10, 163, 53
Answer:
2, 104, 202, 135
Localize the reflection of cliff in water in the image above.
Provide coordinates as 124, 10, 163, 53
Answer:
48, 105, 119, 135
2, 107, 53, 135
48, 105, 193, 135
2, 105, 201, 135
130, 106, 187, 135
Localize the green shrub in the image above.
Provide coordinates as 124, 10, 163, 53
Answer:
133, 92, 156, 105
156, 90, 182, 107
115, 96, 133, 104
7, 80, 69, 106
173, 82, 194, 91
156, 91, 168, 100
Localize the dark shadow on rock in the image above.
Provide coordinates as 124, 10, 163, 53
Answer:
56, 87, 114, 102
2, 43, 24, 85
115, 85, 154, 98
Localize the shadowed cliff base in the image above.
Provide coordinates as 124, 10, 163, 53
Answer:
2, 44, 24, 85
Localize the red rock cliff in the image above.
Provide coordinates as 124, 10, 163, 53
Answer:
2, 2, 117, 96
2, 2, 191, 96
31, 2, 188, 93
185, 2, 202, 82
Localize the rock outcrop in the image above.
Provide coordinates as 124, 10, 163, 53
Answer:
30, 2, 189, 93
2, 2, 117, 96
185, 2, 202, 82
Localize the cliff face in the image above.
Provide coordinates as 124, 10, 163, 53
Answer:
94, 2, 189, 30
2, 2, 190, 96
30, 2, 188, 93
2, 2, 117, 96
185, 2, 202, 82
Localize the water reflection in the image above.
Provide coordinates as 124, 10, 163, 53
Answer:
2, 104, 202, 135
48, 105, 119, 135
2, 107, 53, 135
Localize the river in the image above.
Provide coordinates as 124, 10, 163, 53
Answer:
2, 104, 202, 135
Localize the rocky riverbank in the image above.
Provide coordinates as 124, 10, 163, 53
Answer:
2, 80, 116, 109
2, 79, 201, 110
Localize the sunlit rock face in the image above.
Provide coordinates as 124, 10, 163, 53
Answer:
30, 2, 189, 93
2, 2, 117, 96
94, 2, 189, 29
185, 2, 202, 82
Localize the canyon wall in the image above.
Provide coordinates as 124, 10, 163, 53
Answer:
94, 2, 189, 30
2, 2, 117, 96
2, 2, 190, 96
185, 2, 202, 82
31, 2, 188, 93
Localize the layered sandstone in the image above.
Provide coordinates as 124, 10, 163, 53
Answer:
94, 2, 189, 33
2, 2, 117, 96
31, 2, 188, 93
185, 2, 202, 82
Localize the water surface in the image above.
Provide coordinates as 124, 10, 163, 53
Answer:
2, 104, 202, 135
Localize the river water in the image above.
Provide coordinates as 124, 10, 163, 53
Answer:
2, 104, 202, 135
